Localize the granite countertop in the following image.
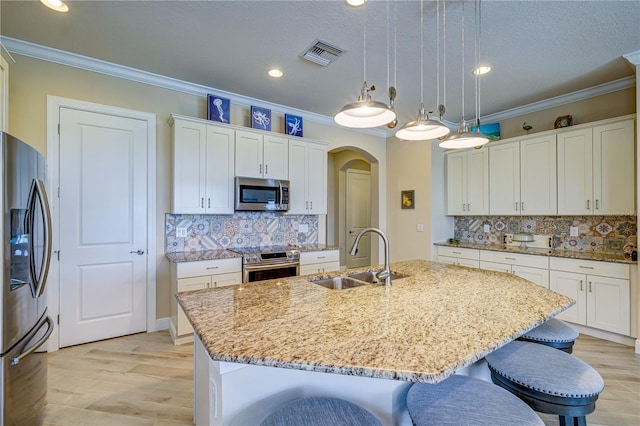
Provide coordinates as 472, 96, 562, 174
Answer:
165, 245, 340, 263
434, 241, 636, 265
177, 259, 573, 384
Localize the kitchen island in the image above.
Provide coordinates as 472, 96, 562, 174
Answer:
177, 259, 573, 425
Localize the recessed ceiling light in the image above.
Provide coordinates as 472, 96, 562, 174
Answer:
345, 0, 368, 7
472, 65, 492, 75
268, 68, 284, 78
40, 0, 69, 12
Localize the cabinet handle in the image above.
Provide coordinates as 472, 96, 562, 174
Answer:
467, 203, 471, 211
462, 204, 466, 212
588, 281, 592, 292
595, 199, 599, 210
506, 269, 511, 273
310, 201, 313, 210
317, 256, 326, 259
578, 265, 594, 270
580, 280, 583, 291
452, 251, 462, 255
206, 266, 219, 270
259, 164, 263, 174
265, 164, 268, 174
515, 202, 518, 211
505, 257, 516, 260
201, 198, 204, 208
208, 198, 211, 208
521, 202, 525, 211
306, 201, 309, 209
587, 199, 590, 210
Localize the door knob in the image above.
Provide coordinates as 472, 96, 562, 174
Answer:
130, 249, 145, 255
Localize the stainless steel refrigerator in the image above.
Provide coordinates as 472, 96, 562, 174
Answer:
0, 132, 53, 425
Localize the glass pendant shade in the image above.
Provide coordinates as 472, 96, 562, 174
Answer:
438, 119, 489, 149
395, 105, 450, 140
334, 82, 397, 128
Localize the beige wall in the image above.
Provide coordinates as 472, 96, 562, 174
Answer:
8, 54, 387, 320
498, 88, 636, 139
385, 136, 432, 261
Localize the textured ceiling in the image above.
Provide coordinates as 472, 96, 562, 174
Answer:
1, 0, 639, 127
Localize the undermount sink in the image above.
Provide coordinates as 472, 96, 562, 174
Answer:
310, 271, 407, 290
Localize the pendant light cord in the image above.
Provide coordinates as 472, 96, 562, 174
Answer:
386, 0, 390, 90
443, 0, 447, 108
420, 0, 424, 105
461, 1, 465, 122
363, 5, 367, 83
436, 0, 440, 108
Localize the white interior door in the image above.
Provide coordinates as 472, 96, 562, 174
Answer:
58, 108, 148, 347
346, 169, 371, 269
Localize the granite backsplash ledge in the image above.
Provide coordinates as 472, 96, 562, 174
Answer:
165, 212, 318, 253
453, 215, 637, 253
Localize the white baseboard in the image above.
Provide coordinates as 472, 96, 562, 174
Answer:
572, 324, 636, 347
635, 339, 640, 354
150, 317, 170, 332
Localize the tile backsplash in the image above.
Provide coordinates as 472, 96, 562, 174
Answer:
453, 215, 637, 254
165, 212, 319, 252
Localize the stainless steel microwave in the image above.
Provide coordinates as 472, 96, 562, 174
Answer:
235, 177, 289, 212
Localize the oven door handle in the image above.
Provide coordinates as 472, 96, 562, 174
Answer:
244, 261, 300, 272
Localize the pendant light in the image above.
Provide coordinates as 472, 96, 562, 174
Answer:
396, 0, 450, 141
334, 5, 396, 129
439, 0, 488, 149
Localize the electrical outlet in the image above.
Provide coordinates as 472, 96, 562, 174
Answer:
417, 224, 424, 232
176, 227, 188, 238
570, 226, 579, 237
504, 233, 514, 244
483, 224, 490, 233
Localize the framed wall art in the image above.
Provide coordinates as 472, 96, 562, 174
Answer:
207, 94, 230, 123
251, 106, 272, 131
285, 113, 303, 137
401, 190, 415, 209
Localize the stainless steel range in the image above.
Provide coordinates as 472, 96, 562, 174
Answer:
230, 246, 300, 283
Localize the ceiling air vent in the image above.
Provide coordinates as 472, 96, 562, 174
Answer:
300, 39, 345, 66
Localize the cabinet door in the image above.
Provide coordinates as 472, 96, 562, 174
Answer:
306, 142, 328, 214
520, 135, 556, 215
205, 126, 235, 214
480, 261, 511, 273
212, 272, 242, 288
557, 129, 593, 215
288, 140, 309, 214
549, 270, 586, 325
466, 149, 489, 215
586, 275, 630, 335
0, 54, 8, 132
173, 120, 207, 214
457, 258, 480, 268
235, 130, 263, 178
176, 276, 211, 336
263, 135, 289, 179
593, 120, 635, 215
512, 265, 549, 288
446, 152, 466, 215
489, 141, 520, 215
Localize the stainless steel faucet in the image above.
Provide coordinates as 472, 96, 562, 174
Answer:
349, 227, 392, 286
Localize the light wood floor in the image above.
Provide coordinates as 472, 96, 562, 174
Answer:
44, 331, 639, 425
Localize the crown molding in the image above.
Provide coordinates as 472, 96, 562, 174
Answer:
623, 50, 640, 67
0, 36, 388, 138
2, 36, 634, 139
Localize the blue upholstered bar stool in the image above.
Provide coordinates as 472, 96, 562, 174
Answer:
406, 375, 544, 425
519, 318, 579, 353
485, 341, 604, 426
259, 396, 382, 426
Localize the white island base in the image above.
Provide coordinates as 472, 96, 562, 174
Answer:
194, 337, 492, 426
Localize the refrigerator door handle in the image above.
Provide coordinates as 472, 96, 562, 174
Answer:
28, 179, 53, 297
10, 316, 54, 366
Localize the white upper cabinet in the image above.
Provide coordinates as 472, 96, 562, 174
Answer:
288, 139, 328, 215
446, 149, 489, 215
0, 53, 9, 132
557, 118, 635, 215
171, 117, 235, 214
235, 130, 288, 179
489, 135, 556, 215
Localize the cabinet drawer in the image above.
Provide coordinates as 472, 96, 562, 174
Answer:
300, 250, 340, 265
549, 257, 629, 279
176, 257, 242, 279
480, 251, 548, 269
177, 276, 211, 292
436, 246, 479, 260
300, 261, 340, 276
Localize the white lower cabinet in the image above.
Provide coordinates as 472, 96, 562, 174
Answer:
300, 250, 340, 275
170, 257, 242, 344
436, 247, 480, 268
549, 257, 630, 335
479, 251, 549, 288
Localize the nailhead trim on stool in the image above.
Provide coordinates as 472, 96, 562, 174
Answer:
259, 397, 382, 426
406, 375, 544, 426
519, 318, 579, 353
485, 341, 604, 426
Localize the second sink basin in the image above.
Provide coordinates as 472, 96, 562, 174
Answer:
310, 271, 407, 290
